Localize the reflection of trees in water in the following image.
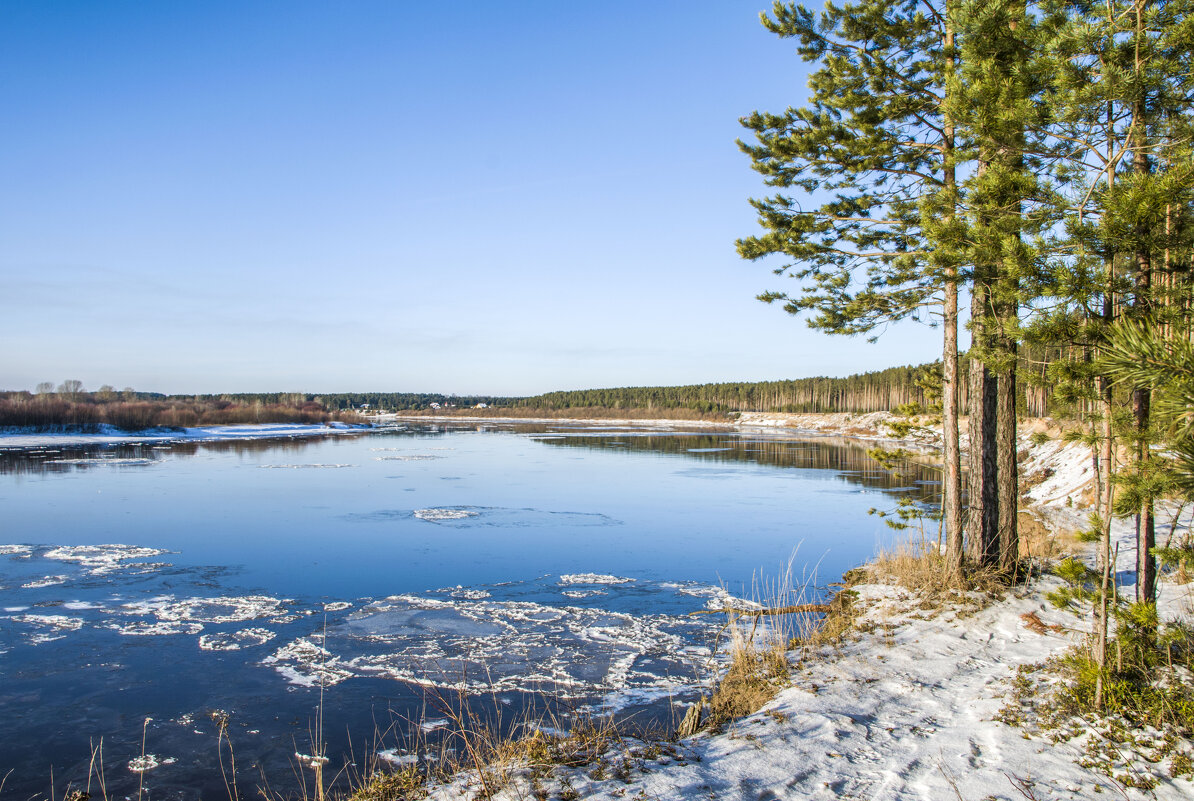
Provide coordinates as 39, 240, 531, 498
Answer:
0, 427, 460, 475
0, 424, 939, 509
531, 432, 942, 503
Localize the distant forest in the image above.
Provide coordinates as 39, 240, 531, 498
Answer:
6, 351, 1069, 429
510, 365, 934, 415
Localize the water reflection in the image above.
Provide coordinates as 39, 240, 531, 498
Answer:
531, 430, 941, 501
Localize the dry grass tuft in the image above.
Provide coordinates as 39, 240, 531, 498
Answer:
705, 643, 790, 727
863, 536, 1004, 606
697, 553, 829, 730
345, 699, 627, 801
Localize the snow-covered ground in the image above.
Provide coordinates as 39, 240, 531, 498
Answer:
0, 421, 367, 449
415, 418, 1194, 801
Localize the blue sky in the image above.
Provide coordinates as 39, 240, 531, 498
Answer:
1, 1, 944, 396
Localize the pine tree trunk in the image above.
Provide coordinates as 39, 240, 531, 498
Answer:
997, 357, 1018, 573
942, 10, 964, 576
968, 284, 1000, 568
1132, 103, 1157, 606
1134, 386, 1156, 603
1096, 369, 1114, 710
944, 278, 963, 572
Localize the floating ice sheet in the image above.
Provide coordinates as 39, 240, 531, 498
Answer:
258, 463, 354, 469
415, 508, 479, 521
107, 620, 205, 636
263, 593, 711, 702
559, 573, 634, 586
433, 585, 492, 600
199, 627, 277, 651
0, 545, 33, 557
10, 613, 84, 643
127, 754, 175, 772
46, 457, 156, 466
263, 637, 354, 687
43, 544, 170, 575
22, 575, 68, 588
149, 595, 288, 624
349, 506, 619, 528
561, 589, 607, 599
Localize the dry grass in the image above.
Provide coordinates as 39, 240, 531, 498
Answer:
697, 553, 831, 730
342, 692, 629, 801
862, 535, 1005, 606
1017, 508, 1080, 563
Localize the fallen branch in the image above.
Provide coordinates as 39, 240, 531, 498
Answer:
688, 604, 828, 618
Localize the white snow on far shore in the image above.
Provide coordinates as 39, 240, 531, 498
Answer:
0, 422, 368, 449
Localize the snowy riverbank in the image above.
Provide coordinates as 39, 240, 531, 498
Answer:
409, 416, 1193, 801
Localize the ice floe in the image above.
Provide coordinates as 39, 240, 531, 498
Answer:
294, 752, 330, 768
561, 589, 607, 599
262, 637, 354, 687
0, 545, 33, 557
257, 463, 354, 469
151, 595, 288, 624
377, 749, 419, 766
351, 506, 618, 529
107, 620, 205, 636
558, 573, 634, 586
46, 457, 156, 466
43, 544, 170, 575
62, 600, 102, 610
263, 594, 709, 700
22, 575, 68, 589
323, 601, 352, 612
127, 754, 175, 772
415, 507, 480, 522
375, 455, 442, 461
198, 627, 276, 651
10, 613, 84, 630
433, 585, 492, 600
11, 613, 84, 643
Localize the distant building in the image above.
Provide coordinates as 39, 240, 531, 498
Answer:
429, 402, 441, 409
475, 403, 489, 409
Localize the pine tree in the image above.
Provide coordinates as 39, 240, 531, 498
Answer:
1042, 0, 1194, 611
951, 0, 1049, 572
738, 0, 968, 568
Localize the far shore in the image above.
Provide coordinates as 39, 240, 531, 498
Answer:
0, 421, 369, 450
